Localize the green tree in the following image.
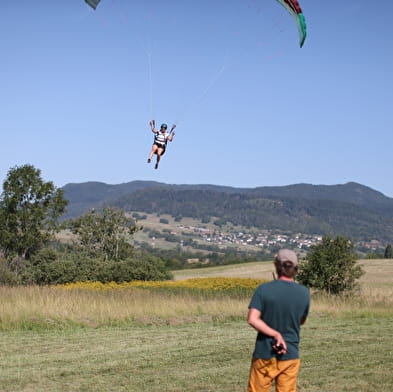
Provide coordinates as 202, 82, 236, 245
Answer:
297, 235, 364, 295
384, 244, 393, 259
0, 164, 67, 260
68, 207, 140, 261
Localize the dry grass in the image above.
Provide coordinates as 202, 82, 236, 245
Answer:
358, 258, 393, 287
0, 285, 249, 330
173, 261, 275, 280
1, 259, 393, 330
174, 258, 393, 285
173, 259, 393, 317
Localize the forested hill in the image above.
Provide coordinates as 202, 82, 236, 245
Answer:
62, 181, 250, 218
62, 181, 393, 242
62, 181, 163, 218
250, 182, 393, 215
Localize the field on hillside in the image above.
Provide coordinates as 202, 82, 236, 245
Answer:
174, 258, 391, 283
173, 260, 275, 280
131, 212, 267, 253
0, 259, 392, 391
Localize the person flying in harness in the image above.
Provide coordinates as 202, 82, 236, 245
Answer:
147, 120, 176, 169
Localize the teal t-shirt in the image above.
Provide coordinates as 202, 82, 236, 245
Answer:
249, 280, 310, 360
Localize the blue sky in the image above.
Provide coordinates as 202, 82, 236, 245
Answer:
1, 0, 393, 197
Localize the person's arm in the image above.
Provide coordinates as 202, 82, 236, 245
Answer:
149, 120, 157, 133
168, 124, 176, 141
247, 308, 287, 354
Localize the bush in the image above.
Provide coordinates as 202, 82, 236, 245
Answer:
102, 257, 173, 282
22, 249, 96, 284
213, 219, 226, 227
297, 235, 364, 295
132, 213, 147, 220
0, 258, 19, 285
20, 248, 173, 284
365, 252, 383, 259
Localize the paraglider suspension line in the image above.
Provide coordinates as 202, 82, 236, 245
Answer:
147, 51, 154, 118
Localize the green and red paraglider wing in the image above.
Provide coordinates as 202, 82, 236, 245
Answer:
275, 0, 307, 47
83, 0, 307, 47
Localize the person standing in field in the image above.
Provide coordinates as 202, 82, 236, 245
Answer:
247, 249, 310, 392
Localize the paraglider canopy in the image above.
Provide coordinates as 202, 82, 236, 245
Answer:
83, 0, 307, 46
85, 0, 101, 10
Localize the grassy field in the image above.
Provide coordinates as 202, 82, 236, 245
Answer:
1, 316, 391, 392
0, 259, 393, 391
174, 258, 392, 284
173, 260, 276, 280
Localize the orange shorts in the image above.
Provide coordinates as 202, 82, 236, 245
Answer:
247, 357, 301, 392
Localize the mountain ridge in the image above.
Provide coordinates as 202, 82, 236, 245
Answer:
61, 181, 393, 242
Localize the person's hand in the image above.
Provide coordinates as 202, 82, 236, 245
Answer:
172, 124, 176, 129
272, 333, 287, 355
149, 120, 155, 127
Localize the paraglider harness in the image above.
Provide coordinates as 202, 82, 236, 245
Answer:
153, 132, 169, 150
153, 126, 175, 155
